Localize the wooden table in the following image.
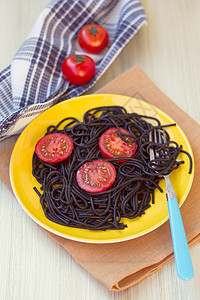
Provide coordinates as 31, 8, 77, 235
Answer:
1, 1, 200, 299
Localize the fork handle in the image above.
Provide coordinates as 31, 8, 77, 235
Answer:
167, 197, 194, 280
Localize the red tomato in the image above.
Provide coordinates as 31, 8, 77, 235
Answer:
76, 160, 116, 193
99, 127, 137, 162
62, 54, 95, 85
35, 133, 73, 163
78, 24, 109, 54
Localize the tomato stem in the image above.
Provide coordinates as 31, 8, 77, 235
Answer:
88, 25, 98, 38
73, 55, 85, 64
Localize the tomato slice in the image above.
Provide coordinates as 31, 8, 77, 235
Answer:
99, 127, 137, 162
76, 160, 116, 193
35, 133, 73, 163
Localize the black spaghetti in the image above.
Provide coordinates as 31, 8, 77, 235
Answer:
32, 106, 192, 230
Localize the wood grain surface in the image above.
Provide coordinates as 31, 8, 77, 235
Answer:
0, 0, 200, 299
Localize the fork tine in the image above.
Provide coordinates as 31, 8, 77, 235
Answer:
149, 131, 155, 160
154, 129, 157, 143
153, 129, 160, 158
163, 131, 167, 143
158, 129, 162, 144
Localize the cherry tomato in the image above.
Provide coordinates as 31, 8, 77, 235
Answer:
78, 24, 109, 54
99, 127, 137, 162
62, 54, 95, 85
35, 133, 73, 163
76, 160, 116, 193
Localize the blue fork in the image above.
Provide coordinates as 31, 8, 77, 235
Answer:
149, 129, 194, 280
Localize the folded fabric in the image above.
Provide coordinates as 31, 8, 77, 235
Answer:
0, 0, 146, 141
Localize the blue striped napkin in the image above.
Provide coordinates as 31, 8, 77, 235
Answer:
0, 0, 146, 141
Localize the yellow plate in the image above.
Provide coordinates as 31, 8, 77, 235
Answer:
10, 94, 194, 243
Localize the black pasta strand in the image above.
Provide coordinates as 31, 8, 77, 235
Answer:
32, 106, 192, 230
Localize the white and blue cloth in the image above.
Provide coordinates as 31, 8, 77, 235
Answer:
0, 0, 146, 140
